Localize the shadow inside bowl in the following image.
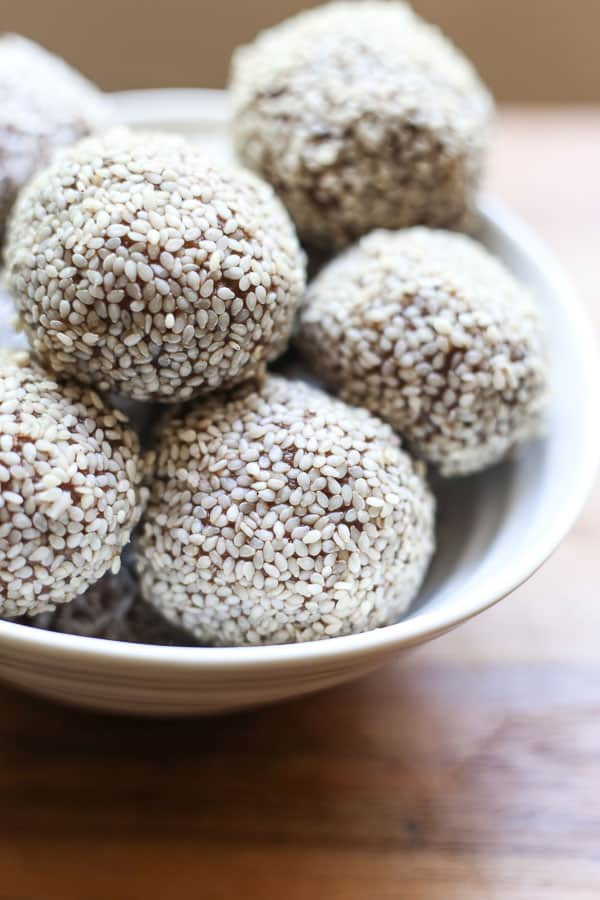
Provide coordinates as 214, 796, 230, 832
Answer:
413, 465, 513, 616
407, 430, 551, 629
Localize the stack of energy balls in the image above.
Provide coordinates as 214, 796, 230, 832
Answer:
0, 1, 547, 647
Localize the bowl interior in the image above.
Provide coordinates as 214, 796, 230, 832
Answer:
0, 89, 597, 664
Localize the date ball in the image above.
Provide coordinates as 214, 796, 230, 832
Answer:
0, 355, 146, 618
298, 228, 547, 477
0, 34, 109, 242
230, 0, 492, 249
136, 375, 435, 645
5, 129, 305, 402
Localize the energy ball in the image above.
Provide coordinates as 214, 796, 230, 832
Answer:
230, 0, 492, 250
297, 228, 547, 477
0, 34, 109, 241
0, 355, 146, 618
5, 129, 305, 402
136, 375, 435, 646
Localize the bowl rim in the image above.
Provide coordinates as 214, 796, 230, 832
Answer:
0, 92, 598, 671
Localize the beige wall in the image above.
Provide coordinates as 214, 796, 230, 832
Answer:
1, 0, 599, 102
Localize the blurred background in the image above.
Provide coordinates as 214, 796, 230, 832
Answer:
1, 0, 599, 102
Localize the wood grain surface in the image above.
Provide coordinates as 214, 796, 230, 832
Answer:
1, 110, 599, 900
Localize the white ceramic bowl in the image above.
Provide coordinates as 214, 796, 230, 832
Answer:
0, 90, 598, 716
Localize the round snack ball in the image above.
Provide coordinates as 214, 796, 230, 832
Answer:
136, 375, 435, 646
297, 228, 548, 477
229, 0, 492, 250
0, 354, 146, 618
5, 129, 305, 402
0, 34, 109, 241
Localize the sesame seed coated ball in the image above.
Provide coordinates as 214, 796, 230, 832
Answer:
0, 34, 109, 242
229, 0, 493, 250
297, 228, 548, 477
136, 375, 435, 646
5, 129, 305, 402
0, 355, 146, 618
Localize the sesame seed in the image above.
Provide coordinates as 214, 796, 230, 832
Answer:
124, 260, 137, 282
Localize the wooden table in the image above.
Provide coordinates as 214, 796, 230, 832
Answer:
1, 110, 599, 900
